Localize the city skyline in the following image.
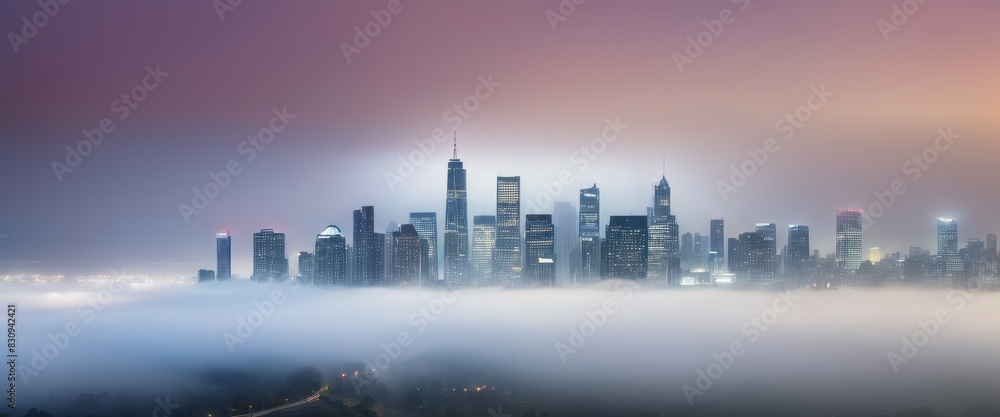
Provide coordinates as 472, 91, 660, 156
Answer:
2, 1, 998, 277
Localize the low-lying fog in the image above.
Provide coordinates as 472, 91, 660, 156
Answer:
5, 280, 999, 416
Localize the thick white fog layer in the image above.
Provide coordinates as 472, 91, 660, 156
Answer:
6, 281, 1000, 415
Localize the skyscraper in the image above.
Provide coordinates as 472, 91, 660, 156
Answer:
937, 218, 962, 275
387, 224, 424, 286
756, 223, 777, 277
602, 215, 648, 280
252, 229, 287, 282
471, 215, 496, 286
198, 269, 215, 282
216, 231, 231, 281
869, 247, 882, 263
494, 176, 522, 284
787, 225, 810, 277
710, 219, 725, 273
409, 212, 439, 281
836, 210, 863, 271
732, 232, 772, 281
524, 214, 556, 287
648, 174, 679, 285
444, 134, 469, 285
315, 225, 348, 286
579, 184, 600, 284
298, 251, 314, 284
552, 201, 577, 285
353, 206, 384, 286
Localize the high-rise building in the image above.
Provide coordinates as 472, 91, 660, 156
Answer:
315, 225, 348, 286
387, 224, 424, 286
602, 215, 648, 280
252, 229, 288, 282
552, 202, 577, 285
836, 210, 863, 271
352, 206, 384, 286
786, 225, 810, 276
732, 232, 773, 281
755, 223, 777, 275
727, 237, 739, 274
494, 176, 522, 284
198, 269, 215, 282
297, 251, 314, 284
710, 219, 725, 273
524, 214, 556, 287
216, 232, 231, 281
444, 134, 469, 285
579, 184, 600, 284
680, 233, 693, 265
869, 247, 882, 264
693, 232, 706, 267
648, 174, 679, 285
937, 218, 962, 275
471, 215, 496, 286
409, 212, 439, 281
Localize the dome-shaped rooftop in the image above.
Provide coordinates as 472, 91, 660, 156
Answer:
319, 225, 342, 236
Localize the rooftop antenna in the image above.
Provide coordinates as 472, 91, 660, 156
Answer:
661, 156, 665, 177
453, 131, 458, 159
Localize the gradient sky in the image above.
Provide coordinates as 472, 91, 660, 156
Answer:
2, 0, 998, 276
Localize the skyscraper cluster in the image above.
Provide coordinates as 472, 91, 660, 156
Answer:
198, 138, 998, 290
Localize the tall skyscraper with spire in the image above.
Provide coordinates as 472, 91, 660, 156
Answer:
444, 133, 469, 284
648, 163, 679, 286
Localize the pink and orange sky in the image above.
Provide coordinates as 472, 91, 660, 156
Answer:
1, 0, 998, 275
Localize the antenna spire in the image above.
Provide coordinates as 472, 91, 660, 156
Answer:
452, 131, 458, 159
661, 156, 665, 177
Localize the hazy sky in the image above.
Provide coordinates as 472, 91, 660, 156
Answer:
2, 1, 998, 276
9, 282, 1000, 415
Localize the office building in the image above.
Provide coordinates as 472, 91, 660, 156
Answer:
836, 210, 863, 271
252, 229, 288, 282
216, 232, 231, 281
579, 184, 600, 284
315, 225, 348, 286
602, 215, 648, 280
494, 176, 522, 284
471, 215, 496, 286
524, 214, 556, 287
409, 212, 439, 281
